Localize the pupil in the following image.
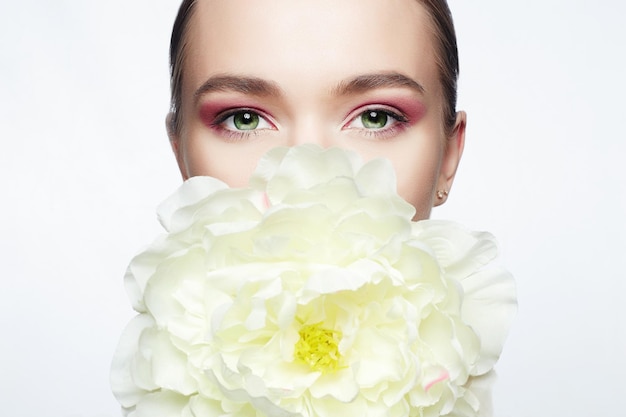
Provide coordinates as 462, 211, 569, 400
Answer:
234, 112, 259, 130
362, 111, 388, 129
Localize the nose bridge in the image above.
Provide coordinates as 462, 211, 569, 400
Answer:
288, 112, 333, 147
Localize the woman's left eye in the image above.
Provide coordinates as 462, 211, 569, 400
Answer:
345, 109, 407, 131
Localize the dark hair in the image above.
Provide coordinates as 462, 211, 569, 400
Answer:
418, 0, 460, 132
168, 0, 459, 135
168, 0, 197, 136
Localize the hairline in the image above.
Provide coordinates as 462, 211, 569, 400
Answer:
170, 0, 457, 136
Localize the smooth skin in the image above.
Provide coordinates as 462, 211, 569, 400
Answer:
168, 0, 466, 220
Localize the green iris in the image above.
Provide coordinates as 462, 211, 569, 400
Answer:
233, 111, 260, 130
361, 111, 388, 129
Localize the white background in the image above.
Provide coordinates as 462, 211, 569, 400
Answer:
1, 1, 624, 416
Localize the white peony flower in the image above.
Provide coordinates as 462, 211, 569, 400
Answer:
111, 145, 516, 417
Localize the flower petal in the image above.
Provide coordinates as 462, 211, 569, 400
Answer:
461, 268, 517, 374
112, 145, 516, 417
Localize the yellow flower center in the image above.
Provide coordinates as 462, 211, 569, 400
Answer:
295, 323, 342, 374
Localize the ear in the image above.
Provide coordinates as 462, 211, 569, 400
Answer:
166, 112, 189, 180
434, 111, 466, 206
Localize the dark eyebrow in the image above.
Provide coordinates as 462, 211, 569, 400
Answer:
332, 72, 425, 96
194, 75, 283, 104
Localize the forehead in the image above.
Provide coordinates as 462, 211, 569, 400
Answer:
184, 0, 439, 100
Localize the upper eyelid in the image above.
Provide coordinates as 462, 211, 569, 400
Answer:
348, 101, 407, 114
211, 110, 278, 137
345, 105, 409, 125
205, 103, 409, 129
212, 107, 275, 126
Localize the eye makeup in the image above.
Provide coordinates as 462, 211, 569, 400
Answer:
342, 96, 427, 140
196, 93, 427, 142
344, 107, 408, 139
198, 101, 277, 141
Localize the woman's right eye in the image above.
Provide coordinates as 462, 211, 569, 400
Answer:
215, 109, 274, 132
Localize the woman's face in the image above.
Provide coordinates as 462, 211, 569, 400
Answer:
170, 0, 465, 220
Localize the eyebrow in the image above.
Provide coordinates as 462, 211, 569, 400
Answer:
193, 71, 425, 104
194, 75, 283, 104
332, 72, 425, 96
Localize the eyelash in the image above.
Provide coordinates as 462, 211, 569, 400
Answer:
208, 106, 410, 141
343, 107, 409, 139
210, 108, 276, 140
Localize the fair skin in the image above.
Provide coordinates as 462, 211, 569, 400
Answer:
168, 0, 465, 220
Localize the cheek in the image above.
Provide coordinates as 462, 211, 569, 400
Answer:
396, 167, 438, 220
389, 146, 442, 220
180, 136, 263, 187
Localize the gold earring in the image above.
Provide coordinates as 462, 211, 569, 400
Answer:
436, 190, 449, 200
